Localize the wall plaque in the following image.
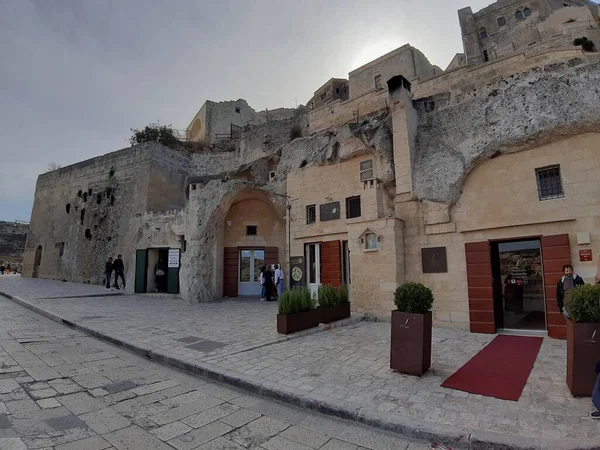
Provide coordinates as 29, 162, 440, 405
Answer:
168, 249, 180, 268
579, 249, 593, 262
421, 247, 448, 273
289, 256, 305, 288
319, 201, 340, 222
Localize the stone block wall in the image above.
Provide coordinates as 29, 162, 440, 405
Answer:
0, 221, 28, 270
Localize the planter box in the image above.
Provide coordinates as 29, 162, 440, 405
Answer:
318, 303, 351, 324
277, 310, 319, 335
390, 311, 432, 376
566, 319, 600, 396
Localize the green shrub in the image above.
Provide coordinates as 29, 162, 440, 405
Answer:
393, 282, 434, 314
565, 284, 600, 323
278, 287, 315, 315
337, 284, 349, 305
318, 284, 338, 308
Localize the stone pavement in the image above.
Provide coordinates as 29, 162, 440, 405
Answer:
1, 277, 599, 449
0, 289, 430, 450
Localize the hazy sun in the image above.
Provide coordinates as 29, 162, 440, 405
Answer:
351, 40, 403, 70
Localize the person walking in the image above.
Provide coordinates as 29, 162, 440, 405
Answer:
274, 264, 284, 299
154, 256, 168, 293
259, 266, 266, 301
556, 264, 585, 318
5, 264, 11, 275
0, 264, 5, 275
263, 265, 274, 302
590, 358, 600, 419
104, 257, 113, 290
113, 254, 126, 290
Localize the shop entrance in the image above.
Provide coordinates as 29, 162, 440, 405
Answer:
134, 248, 180, 294
491, 239, 546, 332
238, 249, 265, 296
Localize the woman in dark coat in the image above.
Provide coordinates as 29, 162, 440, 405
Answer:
263, 266, 274, 302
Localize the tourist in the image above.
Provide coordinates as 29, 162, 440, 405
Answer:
274, 264, 284, 298
259, 266, 266, 301
113, 254, 126, 290
263, 265, 274, 302
556, 264, 584, 318
592, 358, 600, 419
154, 256, 168, 293
104, 257, 113, 290
5, 264, 11, 275
0, 265, 4, 275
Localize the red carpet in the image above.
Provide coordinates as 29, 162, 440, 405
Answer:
441, 335, 543, 401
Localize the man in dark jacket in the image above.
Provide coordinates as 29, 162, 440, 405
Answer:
105, 257, 113, 290
556, 264, 584, 317
113, 254, 126, 290
592, 358, 600, 419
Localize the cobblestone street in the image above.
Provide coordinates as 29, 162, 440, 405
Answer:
0, 284, 429, 449
1, 277, 599, 449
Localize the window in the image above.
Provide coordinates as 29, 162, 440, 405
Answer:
483, 50, 489, 62
235, 107, 241, 113
374, 75, 382, 90
479, 27, 488, 39
336, 88, 340, 93
306, 205, 316, 224
536, 165, 564, 200
524, 7, 531, 17
346, 196, 361, 219
246, 225, 257, 236
320, 92, 327, 100
365, 233, 377, 250
515, 10, 524, 21
269, 171, 276, 181
56, 242, 65, 257
497, 16, 506, 27
360, 159, 374, 181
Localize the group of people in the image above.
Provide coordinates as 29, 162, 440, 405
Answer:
104, 255, 126, 290
258, 264, 284, 302
0, 264, 13, 275
555, 264, 600, 419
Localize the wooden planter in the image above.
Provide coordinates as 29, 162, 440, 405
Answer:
318, 303, 351, 324
390, 311, 432, 376
277, 310, 319, 335
566, 319, 600, 396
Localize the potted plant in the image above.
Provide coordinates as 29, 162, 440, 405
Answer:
277, 287, 319, 334
390, 282, 434, 376
317, 284, 351, 324
564, 284, 600, 396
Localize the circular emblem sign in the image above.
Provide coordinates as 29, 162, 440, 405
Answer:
292, 267, 303, 282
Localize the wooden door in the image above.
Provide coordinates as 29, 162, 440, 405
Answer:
465, 241, 495, 334
321, 240, 342, 288
541, 234, 571, 340
223, 247, 238, 297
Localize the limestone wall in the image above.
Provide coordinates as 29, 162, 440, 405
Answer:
0, 221, 28, 270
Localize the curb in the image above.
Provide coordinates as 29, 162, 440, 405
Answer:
0, 291, 592, 450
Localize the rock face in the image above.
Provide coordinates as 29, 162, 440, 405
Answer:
0, 221, 28, 269
413, 59, 600, 205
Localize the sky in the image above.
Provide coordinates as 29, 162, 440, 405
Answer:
0, 0, 511, 222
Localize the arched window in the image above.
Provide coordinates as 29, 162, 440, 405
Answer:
479, 27, 488, 39
523, 8, 532, 17
515, 10, 524, 21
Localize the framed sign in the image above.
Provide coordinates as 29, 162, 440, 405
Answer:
168, 248, 180, 268
421, 247, 448, 273
579, 249, 593, 262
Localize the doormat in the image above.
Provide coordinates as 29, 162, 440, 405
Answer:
441, 335, 543, 401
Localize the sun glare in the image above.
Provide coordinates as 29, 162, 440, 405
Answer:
351, 40, 403, 71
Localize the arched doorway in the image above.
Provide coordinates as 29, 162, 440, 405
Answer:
32, 245, 43, 278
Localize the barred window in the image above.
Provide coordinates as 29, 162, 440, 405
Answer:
360, 159, 374, 181
346, 196, 361, 219
306, 205, 316, 225
535, 165, 564, 200
497, 17, 506, 27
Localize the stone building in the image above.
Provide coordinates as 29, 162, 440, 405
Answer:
459, 0, 600, 65
0, 221, 28, 272
307, 78, 349, 110
23, 0, 600, 339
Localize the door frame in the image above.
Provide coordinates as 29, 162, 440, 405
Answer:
489, 236, 546, 333
305, 242, 321, 298
238, 248, 265, 296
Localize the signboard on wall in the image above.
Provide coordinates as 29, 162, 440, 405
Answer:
289, 256, 305, 288
421, 247, 448, 273
168, 249, 180, 268
579, 249, 593, 262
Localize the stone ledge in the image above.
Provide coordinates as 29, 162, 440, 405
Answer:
0, 290, 586, 450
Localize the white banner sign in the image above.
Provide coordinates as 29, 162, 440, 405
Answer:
168, 249, 180, 268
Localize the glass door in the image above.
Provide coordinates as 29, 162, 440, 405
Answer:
498, 239, 545, 330
305, 243, 321, 298
238, 249, 265, 296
